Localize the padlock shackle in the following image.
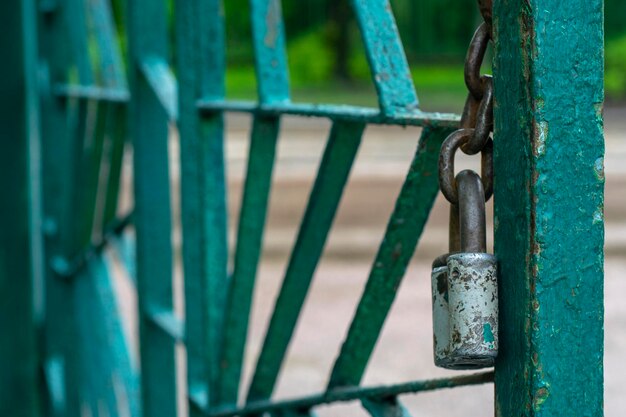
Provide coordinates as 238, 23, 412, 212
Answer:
456, 170, 486, 252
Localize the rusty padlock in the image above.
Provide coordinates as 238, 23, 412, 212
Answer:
432, 169, 498, 370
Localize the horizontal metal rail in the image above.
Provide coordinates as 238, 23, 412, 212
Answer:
140, 56, 178, 122
190, 371, 493, 416
50, 212, 133, 279
197, 100, 460, 128
145, 306, 185, 343
54, 84, 130, 102
52, 88, 460, 129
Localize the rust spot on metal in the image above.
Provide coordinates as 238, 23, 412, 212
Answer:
593, 157, 604, 181
533, 386, 550, 410
452, 329, 462, 345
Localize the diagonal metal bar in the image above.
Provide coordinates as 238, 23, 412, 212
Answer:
75, 100, 108, 248
246, 120, 365, 402
328, 126, 453, 389
66, 98, 90, 256
192, 372, 493, 417
86, 0, 126, 88
350, 0, 419, 117
250, 0, 290, 103
215, 0, 290, 405
217, 115, 281, 404
73, 255, 139, 417
66, 0, 93, 84
86, 0, 127, 235
101, 103, 127, 225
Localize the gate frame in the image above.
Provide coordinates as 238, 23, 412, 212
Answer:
0, 1, 41, 415
1, 0, 606, 415
493, 0, 604, 415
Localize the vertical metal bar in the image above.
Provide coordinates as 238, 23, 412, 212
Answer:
327, 126, 451, 389
218, 116, 280, 405
493, 0, 604, 415
216, 0, 290, 405
350, 0, 419, 116
128, 0, 177, 415
176, 0, 228, 410
0, 0, 40, 414
38, 1, 82, 414
247, 121, 365, 402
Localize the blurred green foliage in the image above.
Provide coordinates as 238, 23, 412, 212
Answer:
606, 35, 626, 100
287, 30, 334, 85
605, 0, 626, 43
108, 0, 626, 103
604, 0, 626, 100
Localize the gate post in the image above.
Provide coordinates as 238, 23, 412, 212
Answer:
493, 0, 604, 415
0, 0, 41, 415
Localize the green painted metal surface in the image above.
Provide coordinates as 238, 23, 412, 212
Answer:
0, 1, 40, 415
37, 0, 137, 415
39, 1, 86, 413
128, 0, 178, 414
492, 0, 604, 415
219, 115, 280, 404
328, 126, 453, 389
351, 0, 419, 116
193, 372, 492, 417
247, 120, 365, 402
177, 0, 229, 411
2, 0, 606, 416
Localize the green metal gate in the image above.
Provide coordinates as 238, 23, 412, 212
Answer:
1, 0, 604, 416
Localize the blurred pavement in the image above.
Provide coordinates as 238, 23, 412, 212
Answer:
220, 106, 625, 416
115, 106, 625, 416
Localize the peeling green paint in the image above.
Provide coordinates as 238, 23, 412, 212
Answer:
483, 323, 495, 348
533, 386, 550, 411
493, 0, 604, 415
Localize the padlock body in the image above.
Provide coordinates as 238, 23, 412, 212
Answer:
431, 264, 450, 365
437, 252, 498, 370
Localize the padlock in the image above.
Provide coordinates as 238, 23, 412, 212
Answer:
439, 169, 498, 370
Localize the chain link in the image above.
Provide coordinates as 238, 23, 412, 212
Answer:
438, 7, 494, 205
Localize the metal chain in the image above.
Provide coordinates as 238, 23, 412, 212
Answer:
438, 4, 494, 206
